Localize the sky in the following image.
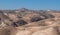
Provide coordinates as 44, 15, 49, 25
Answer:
0, 0, 60, 10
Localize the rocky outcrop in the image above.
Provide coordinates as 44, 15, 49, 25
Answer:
12, 20, 28, 27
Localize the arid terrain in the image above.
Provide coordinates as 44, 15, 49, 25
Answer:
0, 8, 60, 35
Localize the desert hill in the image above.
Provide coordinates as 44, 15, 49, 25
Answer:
0, 8, 60, 35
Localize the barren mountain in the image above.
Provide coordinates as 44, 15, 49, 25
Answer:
0, 8, 60, 35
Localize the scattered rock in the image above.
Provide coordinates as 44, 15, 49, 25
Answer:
12, 20, 28, 27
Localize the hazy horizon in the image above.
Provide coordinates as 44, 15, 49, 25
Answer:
0, 0, 60, 10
